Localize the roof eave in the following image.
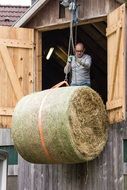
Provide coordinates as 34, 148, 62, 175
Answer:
13, 0, 50, 27
116, 0, 126, 3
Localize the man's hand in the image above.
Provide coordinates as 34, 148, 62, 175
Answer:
68, 55, 73, 63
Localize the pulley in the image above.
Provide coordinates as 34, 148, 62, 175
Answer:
60, 0, 71, 7
60, 0, 79, 24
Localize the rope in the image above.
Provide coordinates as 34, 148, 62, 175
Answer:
65, 17, 74, 81
65, 0, 78, 81
68, 16, 75, 57
74, 24, 78, 46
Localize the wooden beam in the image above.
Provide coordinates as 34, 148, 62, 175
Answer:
92, 22, 106, 37
116, 0, 125, 4
0, 45, 24, 100
55, 47, 67, 63
110, 26, 122, 100
34, 30, 42, 91
36, 15, 107, 32
106, 99, 122, 110
0, 39, 33, 49
106, 21, 122, 37
82, 24, 107, 51
0, 107, 14, 116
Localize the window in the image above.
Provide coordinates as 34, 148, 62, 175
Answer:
59, 2, 65, 18
0, 146, 18, 165
124, 140, 127, 162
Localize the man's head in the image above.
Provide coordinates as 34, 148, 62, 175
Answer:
75, 42, 85, 58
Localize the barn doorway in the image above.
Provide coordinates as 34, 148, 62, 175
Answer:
42, 21, 107, 103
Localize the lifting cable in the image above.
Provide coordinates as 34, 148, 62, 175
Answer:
65, 0, 79, 81
68, 0, 78, 55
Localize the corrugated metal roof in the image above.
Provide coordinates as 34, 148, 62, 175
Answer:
0, 5, 29, 26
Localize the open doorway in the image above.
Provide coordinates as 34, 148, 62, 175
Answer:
42, 21, 107, 103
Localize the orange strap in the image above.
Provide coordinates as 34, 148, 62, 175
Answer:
51, 80, 69, 89
37, 92, 55, 162
37, 81, 69, 162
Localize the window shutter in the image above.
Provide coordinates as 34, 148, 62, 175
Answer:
106, 4, 126, 124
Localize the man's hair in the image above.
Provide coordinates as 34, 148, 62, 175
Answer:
75, 42, 85, 49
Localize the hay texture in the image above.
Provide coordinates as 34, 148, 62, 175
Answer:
12, 86, 108, 164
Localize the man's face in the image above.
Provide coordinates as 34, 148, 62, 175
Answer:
75, 44, 85, 58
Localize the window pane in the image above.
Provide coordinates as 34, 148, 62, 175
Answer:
124, 140, 127, 162
0, 146, 18, 165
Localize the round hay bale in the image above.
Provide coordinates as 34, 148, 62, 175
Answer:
12, 86, 108, 164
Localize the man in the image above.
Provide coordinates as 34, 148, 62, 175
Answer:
64, 42, 92, 86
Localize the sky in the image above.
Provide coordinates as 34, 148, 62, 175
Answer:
0, 0, 31, 6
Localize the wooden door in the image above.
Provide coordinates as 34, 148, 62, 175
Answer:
0, 26, 35, 128
106, 4, 126, 124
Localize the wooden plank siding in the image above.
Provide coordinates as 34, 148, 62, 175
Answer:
25, 0, 120, 29
18, 122, 126, 190
34, 30, 42, 91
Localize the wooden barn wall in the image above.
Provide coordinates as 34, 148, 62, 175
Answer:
25, 0, 120, 28
17, 1, 127, 189
26, 0, 59, 28
18, 122, 127, 190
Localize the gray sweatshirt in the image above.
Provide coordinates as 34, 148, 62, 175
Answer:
64, 54, 92, 86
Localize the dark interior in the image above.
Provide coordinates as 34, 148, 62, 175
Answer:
42, 21, 107, 103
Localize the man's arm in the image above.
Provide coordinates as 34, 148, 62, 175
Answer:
77, 55, 92, 69
64, 56, 72, 74
84, 55, 92, 69
64, 62, 71, 74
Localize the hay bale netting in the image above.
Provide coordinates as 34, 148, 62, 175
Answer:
12, 86, 108, 164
